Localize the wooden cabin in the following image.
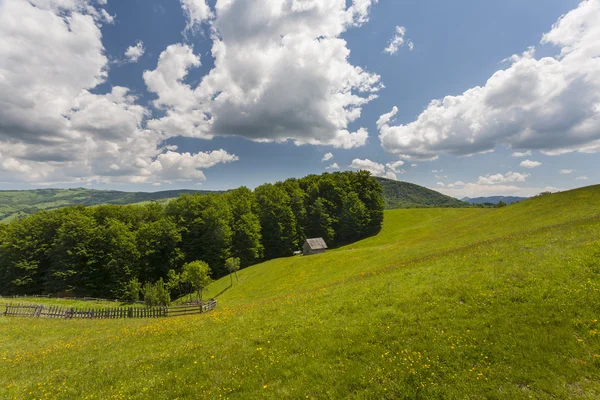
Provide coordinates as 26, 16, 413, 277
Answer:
302, 238, 328, 256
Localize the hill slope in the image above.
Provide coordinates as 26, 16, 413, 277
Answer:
2, 186, 600, 398
0, 188, 219, 223
374, 177, 469, 209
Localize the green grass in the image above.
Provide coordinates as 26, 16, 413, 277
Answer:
1, 186, 600, 399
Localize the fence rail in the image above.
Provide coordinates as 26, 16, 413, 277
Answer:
1, 299, 216, 320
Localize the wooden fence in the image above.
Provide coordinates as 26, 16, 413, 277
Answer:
1, 299, 217, 320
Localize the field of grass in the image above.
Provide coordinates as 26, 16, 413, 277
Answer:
1, 186, 600, 399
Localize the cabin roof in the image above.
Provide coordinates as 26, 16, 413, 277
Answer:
304, 238, 328, 250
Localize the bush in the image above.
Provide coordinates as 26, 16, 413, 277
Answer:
124, 278, 141, 302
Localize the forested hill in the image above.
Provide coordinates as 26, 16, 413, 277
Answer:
0, 188, 220, 223
0, 171, 384, 298
374, 177, 469, 209
0, 177, 466, 223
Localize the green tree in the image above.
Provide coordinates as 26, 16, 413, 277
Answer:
167, 194, 232, 277
254, 184, 298, 259
142, 281, 159, 306
226, 187, 263, 268
338, 192, 369, 243
181, 260, 212, 303
46, 209, 100, 296
306, 197, 335, 245
155, 278, 170, 306
225, 257, 241, 286
125, 278, 141, 302
0, 210, 63, 295
136, 217, 183, 282
97, 218, 140, 298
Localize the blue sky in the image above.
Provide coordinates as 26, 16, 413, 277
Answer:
0, 0, 598, 198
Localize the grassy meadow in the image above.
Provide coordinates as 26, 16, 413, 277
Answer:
1, 186, 600, 399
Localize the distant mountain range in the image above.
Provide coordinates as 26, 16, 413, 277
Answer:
0, 178, 472, 223
0, 188, 220, 223
461, 196, 528, 205
374, 177, 470, 209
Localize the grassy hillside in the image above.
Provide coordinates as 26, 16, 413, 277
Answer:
1, 186, 600, 398
374, 177, 469, 209
0, 188, 218, 223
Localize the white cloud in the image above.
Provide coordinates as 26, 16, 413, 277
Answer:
0, 0, 237, 185
477, 171, 530, 185
322, 152, 334, 162
326, 162, 340, 170
384, 171, 397, 180
576, 175, 589, 180
560, 169, 574, 174
520, 160, 542, 168
146, 0, 382, 149
349, 159, 386, 176
446, 181, 466, 189
180, 0, 212, 32
385, 160, 405, 173
383, 26, 414, 55
512, 151, 532, 157
350, 158, 405, 178
124, 41, 145, 63
379, 0, 600, 158
411, 163, 417, 167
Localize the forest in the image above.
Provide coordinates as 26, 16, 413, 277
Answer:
0, 171, 384, 299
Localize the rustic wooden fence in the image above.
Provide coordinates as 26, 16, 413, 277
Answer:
1, 299, 217, 320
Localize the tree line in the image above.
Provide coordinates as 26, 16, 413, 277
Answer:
0, 171, 384, 299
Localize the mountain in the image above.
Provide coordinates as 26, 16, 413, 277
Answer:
462, 196, 527, 205
374, 177, 470, 209
0, 188, 219, 223
0, 177, 467, 224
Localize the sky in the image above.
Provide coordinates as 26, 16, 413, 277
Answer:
0, 0, 599, 198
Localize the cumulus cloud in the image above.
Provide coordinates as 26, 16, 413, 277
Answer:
477, 171, 530, 185
512, 151, 532, 157
385, 160, 405, 173
322, 152, 334, 162
383, 26, 414, 55
520, 160, 542, 168
446, 181, 466, 188
144, 0, 382, 149
180, 0, 212, 32
124, 41, 145, 63
384, 171, 397, 180
349, 159, 386, 176
560, 169, 574, 174
350, 158, 404, 178
0, 0, 237, 185
379, 0, 600, 159
326, 163, 340, 170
